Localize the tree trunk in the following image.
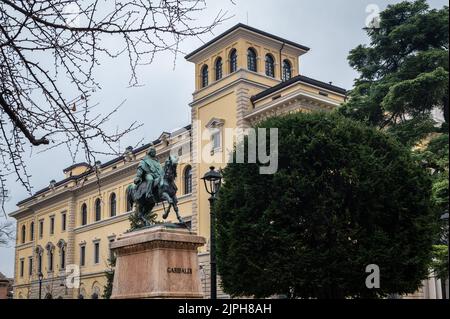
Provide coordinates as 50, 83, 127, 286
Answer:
443, 96, 449, 125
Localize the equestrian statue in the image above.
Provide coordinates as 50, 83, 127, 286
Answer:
126, 146, 184, 229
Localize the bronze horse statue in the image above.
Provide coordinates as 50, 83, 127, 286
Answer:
127, 155, 183, 227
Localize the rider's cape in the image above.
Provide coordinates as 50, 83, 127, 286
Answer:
134, 158, 163, 201
134, 179, 149, 201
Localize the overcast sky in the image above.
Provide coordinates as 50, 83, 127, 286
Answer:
0, 0, 447, 277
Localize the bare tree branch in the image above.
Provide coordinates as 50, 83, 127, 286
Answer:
0, 92, 49, 146
0, 0, 228, 211
0, 220, 14, 246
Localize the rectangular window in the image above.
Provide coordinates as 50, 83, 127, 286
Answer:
48, 249, 54, 272
212, 131, 221, 150
109, 239, 115, 262
50, 216, 55, 235
80, 246, 86, 266
38, 254, 42, 273
39, 220, 44, 238
61, 212, 66, 231
94, 242, 100, 264
28, 257, 33, 276
61, 248, 65, 269
81, 206, 87, 226
20, 259, 24, 277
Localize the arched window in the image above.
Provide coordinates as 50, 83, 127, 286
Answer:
110, 193, 116, 217
38, 253, 42, 273
201, 65, 208, 88
91, 285, 100, 299
247, 48, 257, 72
49, 249, 53, 271
36, 246, 43, 274
126, 186, 133, 212
81, 203, 87, 226
79, 287, 86, 299
184, 165, 192, 195
57, 240, 66, 269
282, 59, 292, 81
95, 199, 101, 222
30, 222, 34, 241
46, 242, 54, 272
21, 225, 26, 244
229, 49, 237, 73
215, 57, 223, 81
61, 247, 65, 269
265, 54, 275, 77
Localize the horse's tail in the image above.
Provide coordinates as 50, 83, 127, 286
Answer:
126, 184, 135, 211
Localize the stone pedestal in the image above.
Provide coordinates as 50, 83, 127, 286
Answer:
110, 225, 206, 299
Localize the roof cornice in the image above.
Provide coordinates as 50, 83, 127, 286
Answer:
185, 23, 310, 61
14, 125, 191, 207
250, 75, 347, 103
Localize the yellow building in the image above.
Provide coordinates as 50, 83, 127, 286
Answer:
9, 24, 346, 299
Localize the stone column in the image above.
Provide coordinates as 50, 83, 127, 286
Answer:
436, 278, 443, 299
428, 277, 437, 299
445, 279, 449, 299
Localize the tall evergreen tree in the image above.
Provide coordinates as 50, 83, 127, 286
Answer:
215, 112, 435, 298
338, 0, 448, 145
338, 0, 449, 283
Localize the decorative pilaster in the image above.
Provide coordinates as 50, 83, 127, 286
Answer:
66, 194, 77, 298
190, 106, 199, 234
12, 222, 19, 298
235, 86, 251, 131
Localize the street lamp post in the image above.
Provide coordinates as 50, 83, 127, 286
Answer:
38, 272, 43, 299
201, 166, 222, 300
440, 212, 449, 299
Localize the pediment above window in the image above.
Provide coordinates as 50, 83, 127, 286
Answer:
205, 118, 225, 129
45, 242, 55, 252
158, 131, 170, 141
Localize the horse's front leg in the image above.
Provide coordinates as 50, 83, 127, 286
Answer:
161, 192, 172, 219
173, 202, 183, 224
162, 204, 172, 220
138, 205, 149, 226
164, 192, 173, 204
169, 195, 182, 223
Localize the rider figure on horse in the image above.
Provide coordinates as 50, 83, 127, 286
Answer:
128, 146, 185, 229
134, 146, 164, 200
